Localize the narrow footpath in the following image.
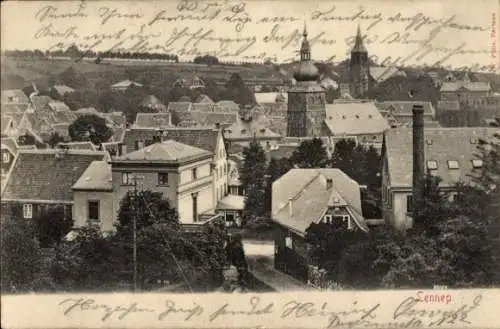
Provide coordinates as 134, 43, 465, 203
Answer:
243, 240, 311, 291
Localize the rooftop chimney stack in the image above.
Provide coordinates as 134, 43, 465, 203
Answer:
412, 104, 425, 220
288, 197, 293, 218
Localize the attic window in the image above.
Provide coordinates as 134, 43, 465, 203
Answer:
241, 129, 247, 134
447, 160, 459, 169
425, 139, 433, 145
472, 159, 483, 168
355, 115, 360, 119
260, 128, 266, 133
328, 116, 333, 120
368, 114, 373, 118
427, 160, 438, 170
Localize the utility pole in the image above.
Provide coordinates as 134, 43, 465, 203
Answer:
131, 174, 143, 293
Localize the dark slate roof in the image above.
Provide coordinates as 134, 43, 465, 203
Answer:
175, 111, 238, 127
57, 142, 97, 151
135, 113, 172, 128
122, 127, 221, 154
1, 89, 29, 104
223, 117, 281, 141
116, 140, 212, 163
167, 102, 192, 112
272, 168, 367, 235
384, 127, 497, 188
1, 149, 106, 202
375, 101, 435, 118
72, 161, 112, 191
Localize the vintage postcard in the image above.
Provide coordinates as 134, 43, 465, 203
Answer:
1, 0, 500, 328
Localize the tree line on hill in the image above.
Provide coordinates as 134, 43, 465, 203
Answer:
239, 135, 500, 289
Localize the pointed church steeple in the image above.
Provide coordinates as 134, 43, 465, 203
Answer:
351, 24, 367, 53
300, 21, 311, 61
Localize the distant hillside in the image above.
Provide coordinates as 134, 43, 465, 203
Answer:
1, 57, 282, 92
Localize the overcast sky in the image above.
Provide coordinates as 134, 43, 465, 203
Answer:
2, 0, 499, 70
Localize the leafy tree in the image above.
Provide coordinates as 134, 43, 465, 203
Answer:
58, 66, 90, 89
63, 89, 98, 111
52, 226, 122, 290
435, 215, 493, 287
48, 132, 66, 148
290, 138, 329, 168
33, 205, 74, 248
193, 55, 219, 65
1, 215, 43, 292
18, 133, 36, 146
412, 173, 450, 237
223, 73, 255, 106
240, 140, 268, 222
115, 190, 180, 237
68, 114, 113, 145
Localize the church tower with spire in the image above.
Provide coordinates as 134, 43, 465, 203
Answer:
349, 25, 371, 98
286, 24, 326, 137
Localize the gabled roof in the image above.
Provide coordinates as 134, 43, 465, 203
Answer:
440, 81, 491, 92
102, 112, 126, 126
139, 95, 166, 111
115, 140, 212, 163
134, 113, 172, 128
272, 168, 367, 235
384, 127, 497, 188
254, 92, 288, 104
216, 100, 240, 112
123, 127, 221, 153
57, 141, 97, 151
1, 116, 14, 134
51, 123, 71, 139
111, 80, 143, 89
73, 161, 112, 191
194, 94, 214, 104
223, 118, 281, 140
176, 111, 238, 127
1, 89, 29, 104
30, 95, 54, 111
375, 101, 435, 118
192, 103, 217, 112
167, 102, 192, 112
1, 149, 106, 202
324, 103, 389, 136
48, 101, 71, 112
52, 85, 75, 95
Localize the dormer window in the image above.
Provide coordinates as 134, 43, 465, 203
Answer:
427, 160, 438, 170
447, 160, 459, 169
472, 159, 483, 168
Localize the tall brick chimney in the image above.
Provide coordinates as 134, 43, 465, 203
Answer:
412, 104, 425, 217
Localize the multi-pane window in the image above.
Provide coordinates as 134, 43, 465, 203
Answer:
158, 173, 169, 185
2, 152, 10, 163
122, 172, 134, 185
88, 200, 100, 221
472, 159, 483, 168
23, 204, 33, 219
192, 168, 197, 180
447, 160, 459, 169
426, 160, 438, 170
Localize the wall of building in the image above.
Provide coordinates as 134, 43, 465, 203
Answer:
73, 191, 115, 233
177, 184, 213, 223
